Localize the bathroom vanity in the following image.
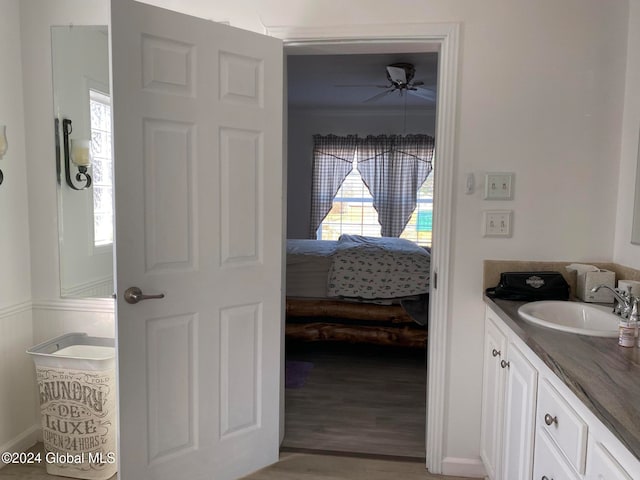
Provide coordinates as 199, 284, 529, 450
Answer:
481, 297, 640, 479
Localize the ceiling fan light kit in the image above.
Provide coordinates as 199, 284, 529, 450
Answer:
386, 62, 414, 85
336, 62, 436, 103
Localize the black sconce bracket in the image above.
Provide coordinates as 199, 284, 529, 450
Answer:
55, 118, 92, 191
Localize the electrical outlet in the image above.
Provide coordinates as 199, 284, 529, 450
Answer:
483, 210, 513, 237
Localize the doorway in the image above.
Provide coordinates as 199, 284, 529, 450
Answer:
275, 25, 460, 471
282, 49, 436, 460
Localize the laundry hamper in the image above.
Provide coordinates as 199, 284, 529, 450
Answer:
27, 333, 117, 479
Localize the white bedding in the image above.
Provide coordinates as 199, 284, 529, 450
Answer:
286, 240, 337, 298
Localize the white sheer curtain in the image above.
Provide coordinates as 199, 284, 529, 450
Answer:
309, 134, 358, 238
356, 134, 434, 237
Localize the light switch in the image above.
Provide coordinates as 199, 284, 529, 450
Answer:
485, 173, 514, 200
483, 210, 513, 237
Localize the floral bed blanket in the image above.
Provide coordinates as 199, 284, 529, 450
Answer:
327, 234, 430, 299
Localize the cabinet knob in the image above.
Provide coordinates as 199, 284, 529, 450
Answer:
492, 348, 501, 357
544, 413, 558, 426
541, 476, 553, 480
500, 359, 510, 369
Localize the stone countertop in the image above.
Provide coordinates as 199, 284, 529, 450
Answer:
485, 297, 640, 462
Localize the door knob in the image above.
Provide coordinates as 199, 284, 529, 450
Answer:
124, 286, 165, 304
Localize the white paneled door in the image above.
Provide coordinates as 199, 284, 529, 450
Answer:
111, 1, 283, 479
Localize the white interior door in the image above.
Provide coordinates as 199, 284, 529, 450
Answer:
111, 1, 283, 479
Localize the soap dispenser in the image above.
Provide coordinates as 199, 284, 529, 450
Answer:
619, 294, 637, 348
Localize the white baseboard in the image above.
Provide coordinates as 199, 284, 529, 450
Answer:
441, 457, 486, 478
0, 424, 40, 470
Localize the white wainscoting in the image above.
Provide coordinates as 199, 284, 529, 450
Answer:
32, 298, 115, 343
0, 302, 39, 468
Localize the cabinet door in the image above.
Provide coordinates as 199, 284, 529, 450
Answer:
480, 313, 508, 480
502, 342, 538, 480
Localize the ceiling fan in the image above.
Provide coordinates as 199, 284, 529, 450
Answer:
335, 63, 436, 103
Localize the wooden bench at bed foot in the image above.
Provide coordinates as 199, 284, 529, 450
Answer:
285, 322, 427, 349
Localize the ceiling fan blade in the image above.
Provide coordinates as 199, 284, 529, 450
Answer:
386, 66, 407, 84
363, 89, 394, 103
334, 84, 390, 88
415, 84, 436, 93
407, 89, 436, 101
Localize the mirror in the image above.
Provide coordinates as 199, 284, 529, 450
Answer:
52, 26, 113, 298
633, 129, 640, 245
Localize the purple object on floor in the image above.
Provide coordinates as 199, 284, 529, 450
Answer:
285, 360, 314, 388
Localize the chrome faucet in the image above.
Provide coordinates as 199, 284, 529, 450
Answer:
591, 284, 634, 318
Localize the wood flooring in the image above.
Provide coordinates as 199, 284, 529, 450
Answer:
283, 341, 427, 459
241, 452, 473, 480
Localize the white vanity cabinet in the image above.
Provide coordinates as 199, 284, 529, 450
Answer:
481, 304, 640, 480
480, 314, 508, 479
481, 308, 537, 480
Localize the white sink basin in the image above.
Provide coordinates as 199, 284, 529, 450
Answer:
517, 301, 619, 337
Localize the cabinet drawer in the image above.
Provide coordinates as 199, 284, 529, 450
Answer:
533, 429, 581, 480
537, 379, 588, 473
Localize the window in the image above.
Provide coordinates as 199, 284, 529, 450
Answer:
318, 156, 381, 239
318, 155, 434, 247
314, 134, 434, 247
400, 173, 433, 246
89, 89, 113, 248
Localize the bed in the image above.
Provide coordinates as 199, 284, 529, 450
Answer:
285, 234, 430, 348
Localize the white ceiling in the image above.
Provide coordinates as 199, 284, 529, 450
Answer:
287, 52, 438, 109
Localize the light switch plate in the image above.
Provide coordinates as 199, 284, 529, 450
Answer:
483, 210, 513, 237
485, 172, 514, 200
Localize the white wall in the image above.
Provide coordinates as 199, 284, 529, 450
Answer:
614, 0, 640, 268
287, 107, 436, 238
1, 0, 113, 458
12, 2, 114, 456
140, 0, 631, 471
0, 0, 38, 459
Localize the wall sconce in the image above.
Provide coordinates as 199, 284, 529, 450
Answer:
0, 125, 7, 185
55, 118, 92, 190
